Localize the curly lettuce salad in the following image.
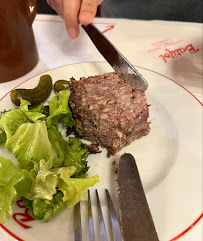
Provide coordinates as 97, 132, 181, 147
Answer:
0, 89, 99, 224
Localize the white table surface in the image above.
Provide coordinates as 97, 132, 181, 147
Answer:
0, 14, 202, 241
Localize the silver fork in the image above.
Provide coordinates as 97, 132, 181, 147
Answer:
74, 189, 123, 241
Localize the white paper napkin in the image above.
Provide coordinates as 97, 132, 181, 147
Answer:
107, 19, 203, 99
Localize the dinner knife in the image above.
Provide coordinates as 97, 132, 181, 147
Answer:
82, 24, 148, 91
118, 153, 159, 241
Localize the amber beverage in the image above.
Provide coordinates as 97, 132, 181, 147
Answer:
0, 0, 39, 82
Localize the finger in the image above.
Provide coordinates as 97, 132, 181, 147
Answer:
63, 0, 81, 39
47, 0, 64, 18
79, 0, 97, 25
97, 0, 103, 5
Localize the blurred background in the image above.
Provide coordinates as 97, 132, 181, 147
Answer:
37, 0, 202, 23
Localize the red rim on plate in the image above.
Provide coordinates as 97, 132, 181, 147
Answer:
0, 62, 202, 241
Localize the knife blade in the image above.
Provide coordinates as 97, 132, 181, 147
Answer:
118, 153, 159, 241
82, 24, 148, 91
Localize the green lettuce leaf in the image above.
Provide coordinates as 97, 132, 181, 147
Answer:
19, 99, 46, 122
0, 109, 29, 139
30, 104, 45, 113
46, 90, 76, 128
0, 129, 6, 146
0, 157, 24, 224
25, 160, 57, 200
23, 191, 66, 222
57, 166, 77, 181
6, 122, 55, 170
64, 137, 89, 176
0, 109, 8, 118
0, 101, 45, 145
58, 174, 99, 208
14, 169, 32, 199
22, 166, 99, 222
47, 126, 67, 168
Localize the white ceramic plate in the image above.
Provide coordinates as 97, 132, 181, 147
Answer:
0, 62, 202, 241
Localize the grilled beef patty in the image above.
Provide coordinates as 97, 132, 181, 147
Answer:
69, 72, 150, 157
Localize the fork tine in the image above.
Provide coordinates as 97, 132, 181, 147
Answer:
96, 190, 108, 241
105, 189, 123, 241
74, 202, 82, 241
88, 190, 95, 241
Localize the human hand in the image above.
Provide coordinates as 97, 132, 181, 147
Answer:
47, 0, 103, 39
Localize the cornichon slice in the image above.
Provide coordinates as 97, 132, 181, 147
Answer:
54, 80, 70, 93
10, 75, 52, 106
